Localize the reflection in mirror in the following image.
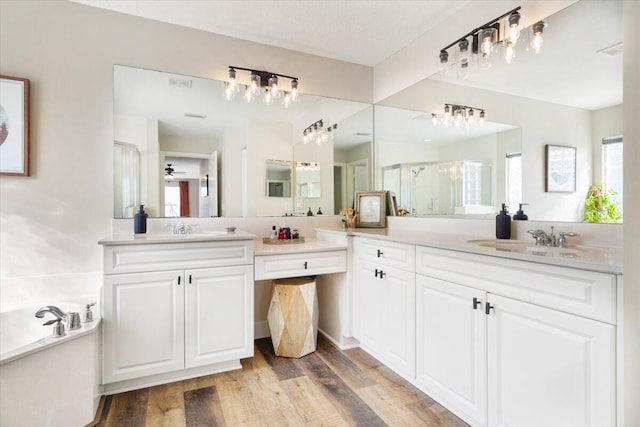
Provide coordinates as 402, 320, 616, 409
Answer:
114, 65, 373, 218
295, 162, 321, 198
265, 160, 292, 198
375, 0, 622, 222
375, 105, 520, 216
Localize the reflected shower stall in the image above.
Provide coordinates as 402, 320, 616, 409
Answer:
382, 160, 493, 215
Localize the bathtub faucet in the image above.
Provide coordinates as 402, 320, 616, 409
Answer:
35, 306, 68, 338
35, 306, 82, 333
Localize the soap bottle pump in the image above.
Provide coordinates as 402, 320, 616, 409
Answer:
134, 205, 147, 234
496, 203, 511, 239
513, 203, 529, 220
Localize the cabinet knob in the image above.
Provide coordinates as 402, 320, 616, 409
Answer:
473, 297, 482, 310
377, 249, 383, 258
485, 302, 494, 315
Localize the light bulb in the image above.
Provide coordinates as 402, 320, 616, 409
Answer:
438, 50, 449, 73
503, 40, 516, 64
431, 113, 439, 126
290, 79, 299, 101
507, 11, 521, 44
530, 21, 544, 54
479, 110, 485, 125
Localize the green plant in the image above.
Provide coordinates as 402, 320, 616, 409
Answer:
583, 185, 622, 223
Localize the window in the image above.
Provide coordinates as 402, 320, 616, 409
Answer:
602, 137, 623, 215
506, 153, 522, 214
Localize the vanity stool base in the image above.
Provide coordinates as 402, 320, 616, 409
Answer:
267, 277, 319, 358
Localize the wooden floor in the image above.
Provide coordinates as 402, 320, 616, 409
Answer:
92, 337, 468, 427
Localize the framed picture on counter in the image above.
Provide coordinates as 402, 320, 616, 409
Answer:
355, 191, 387, 228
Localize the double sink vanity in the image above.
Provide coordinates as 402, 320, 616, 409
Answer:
99, 224, 622, 427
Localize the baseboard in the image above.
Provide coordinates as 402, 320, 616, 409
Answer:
318, 328, 360, 350
255, 320, 270, 339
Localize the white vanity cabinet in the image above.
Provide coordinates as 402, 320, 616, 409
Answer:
415, 245, 616, 427
353, 238, 415, 378
101, 239, 254, 390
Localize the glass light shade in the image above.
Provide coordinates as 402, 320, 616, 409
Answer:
263, 89, 274, 105
503, 40, 516, 64
507, 11, 521, 44
268, 75, 281, 99
431, 113, 439, 126
290, 79, 299, 101
250, 73, 261, 96
282, 92, 292, 108
227, 68, 239, 93
480, 28, 496, 56
243, 85, 255, 103
530, 22, 544, 54
223, 82, 235, 101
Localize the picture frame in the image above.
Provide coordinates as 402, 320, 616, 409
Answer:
0, 75, 30, 176
386, 191, 398, 216
545, 144, 576, 193
355, 191, 387, 228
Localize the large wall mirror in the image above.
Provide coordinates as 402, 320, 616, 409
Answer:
113, 65, 373, 218
374, 0, 622, 223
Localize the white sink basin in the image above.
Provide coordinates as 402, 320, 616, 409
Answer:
467, 239, 605, 259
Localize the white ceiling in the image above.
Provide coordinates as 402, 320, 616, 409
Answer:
73, 0, 469, 67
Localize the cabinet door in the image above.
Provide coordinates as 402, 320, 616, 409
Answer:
354, 260, 384, 355
487, 294, 615, 427
381, 264, 415, 378
103, 270, 184, 383
185, 265, 254, 368
416, 274, 487, 427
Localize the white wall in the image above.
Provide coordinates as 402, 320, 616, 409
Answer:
159, 134, 217, 155
623, 2, 640, 425
0, 0, 372, 311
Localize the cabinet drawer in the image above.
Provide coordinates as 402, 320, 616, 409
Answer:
104, 240, 254, 274
416, 246, 616, 324
255, 250, 346, 280
354, 237, 415, 271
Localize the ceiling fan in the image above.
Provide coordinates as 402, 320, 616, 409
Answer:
164, 163, 186, 179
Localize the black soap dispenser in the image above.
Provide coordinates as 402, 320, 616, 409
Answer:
134, 205, 147, 234
513, 203, 529, 221
496, 203, 511, 239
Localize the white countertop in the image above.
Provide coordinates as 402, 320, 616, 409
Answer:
317, 228, 623, 274
98, 230, 257, 246
254, 238, 347, 256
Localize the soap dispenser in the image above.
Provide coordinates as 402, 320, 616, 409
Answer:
513, 203, 529, 220
134, 205, 147, 234
496, 203, 511, 239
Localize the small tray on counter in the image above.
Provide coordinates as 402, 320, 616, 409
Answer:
262, 237, 306, 245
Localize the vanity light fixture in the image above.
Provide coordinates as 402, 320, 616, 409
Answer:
432, 104, 485, 129
302, 119, 337, 145
438, 6, 546, 76
297, 162, 320, 172
224, 66, 299, 107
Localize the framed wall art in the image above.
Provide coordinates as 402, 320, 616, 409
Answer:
355, 191, 387, 228
0, 75, 30, 176
545, 144, 576, 193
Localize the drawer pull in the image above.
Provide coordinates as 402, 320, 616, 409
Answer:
377, 249, 384, 258
485, 302, 494, 315
304, 261, 308, 270
473, 297, 482, 310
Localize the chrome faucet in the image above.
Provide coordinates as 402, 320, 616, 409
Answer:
35, 306, 68, 338
527, 226, 579, 248
35, 305, 81, 333
166, 222, 196, 235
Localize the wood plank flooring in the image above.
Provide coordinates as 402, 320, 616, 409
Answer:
91, 337, 468, 427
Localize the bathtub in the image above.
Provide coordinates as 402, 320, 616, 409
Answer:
0, 303, 101, 426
